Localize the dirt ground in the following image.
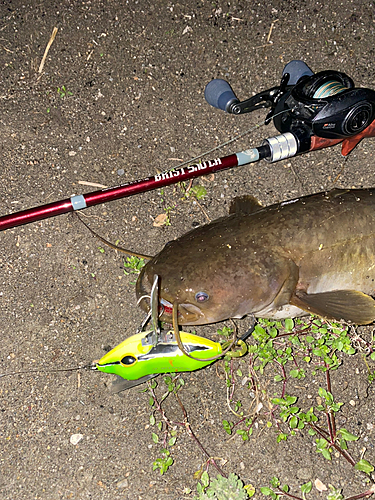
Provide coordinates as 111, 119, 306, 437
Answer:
1, 0, 375, 499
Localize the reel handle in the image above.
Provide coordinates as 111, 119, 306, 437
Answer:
204, 78, 239, 113
282, 60, 314, 84
204, 60, 314, 115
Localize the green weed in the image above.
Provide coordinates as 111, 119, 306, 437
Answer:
194, 471, 254, 499
57, 85, 73, 98
123, 255, 146, 275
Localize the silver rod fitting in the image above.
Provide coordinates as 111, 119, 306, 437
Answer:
263, 132, 298, 162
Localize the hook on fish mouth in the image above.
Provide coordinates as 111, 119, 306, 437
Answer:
138, 279, 237, 362
136, 272, 175, 320
136, 269, 205, 325
136, 274, 174, 334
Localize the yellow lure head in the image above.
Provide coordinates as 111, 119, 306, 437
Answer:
95, 330, 223, 390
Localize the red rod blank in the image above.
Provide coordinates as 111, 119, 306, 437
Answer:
0, 154, 239, 231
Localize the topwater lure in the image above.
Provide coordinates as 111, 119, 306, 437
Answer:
95, 275, 247, 392
95, 329, 225, 392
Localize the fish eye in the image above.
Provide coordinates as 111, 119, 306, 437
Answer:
195, 291, 209, 303
121, 355, 136, 365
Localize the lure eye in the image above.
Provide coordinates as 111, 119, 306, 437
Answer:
195, 291, 209, 303
121, 355, 136, 365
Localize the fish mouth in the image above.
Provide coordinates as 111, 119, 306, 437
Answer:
145, 294, 204, 325
160, 297, 173, 316
136, 271, 203, 325
159, 299, 204, 325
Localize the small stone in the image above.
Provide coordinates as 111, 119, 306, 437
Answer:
255, 402, 263, 413
117, 169, 125, 176
70, 433, 83, 445
296, 468, 310, 480
117, 478, 129, 489
68, 151, 77, 156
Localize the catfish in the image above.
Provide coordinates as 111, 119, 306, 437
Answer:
136, 189, 375, 325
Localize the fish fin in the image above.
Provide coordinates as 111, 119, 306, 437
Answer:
272, 260, 300, 308
325, 188, 351, 200
110, 374, 158, 393
229, 195, 262, 215
290, 290, 375, 325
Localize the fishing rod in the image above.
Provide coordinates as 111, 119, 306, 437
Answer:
1, 60, 375, 232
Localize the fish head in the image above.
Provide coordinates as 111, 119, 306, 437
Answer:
136, 230, 297, 325
137, 260, 237, 324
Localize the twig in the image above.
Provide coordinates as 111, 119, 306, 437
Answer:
195, 199, 211, 222
326, 369, 337, 437
1, 44, 13, 53
326, 410, 335, 443
310, 423, 356, 466
266, 19, 279, 43
38, 27, 58, 74
77, 180, 108, 189
184, 422, 227, 478
274, 360, 287, 398
226, 359, 241, 417
344, 484, 375, 500
148, 380, 227, 478
331, 156, 348, 187
276, 488, 303, 500
174, 390, 188, 421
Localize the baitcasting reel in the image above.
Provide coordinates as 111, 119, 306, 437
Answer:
205, 60, 375, 161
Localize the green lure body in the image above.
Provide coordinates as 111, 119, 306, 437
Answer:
96, 330, 223, 381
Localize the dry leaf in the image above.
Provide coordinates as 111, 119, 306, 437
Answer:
153, 213, 167, 227
314, 478, 327, 492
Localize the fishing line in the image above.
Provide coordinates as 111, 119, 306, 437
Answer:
165, 109, 290, 173
73, 114, 288, 257
2, 117, 285, 384
239, 315, 256, 342
0, 364, 95, 379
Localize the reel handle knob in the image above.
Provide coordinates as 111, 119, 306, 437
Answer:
204, 79, 239, 113
282, 60, 314, 85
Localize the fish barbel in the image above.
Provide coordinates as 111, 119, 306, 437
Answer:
136, 189, 375, 325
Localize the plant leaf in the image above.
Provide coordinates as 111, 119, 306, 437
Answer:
355, 459, 374, 474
